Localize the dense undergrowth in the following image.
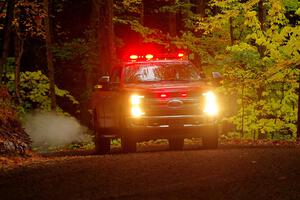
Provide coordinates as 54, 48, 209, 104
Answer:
0, 86, 31, 155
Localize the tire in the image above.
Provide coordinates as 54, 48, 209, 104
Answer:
202, 126, 219, 149
95, 133, 111, 155
122, 137, 136, 153
93, 110, 111, 154
168, 138, 184, 150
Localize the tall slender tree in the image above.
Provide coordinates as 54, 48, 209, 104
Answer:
297, 62, 300, 139
99, 0, 116, 74
0, 0, 15, 83
258, 0, 266, 58
43, 0, 56, 110
194, 0, 207, 66
14, 34, 24, 103
90, 0, 116, 76
168, 0, 177, 37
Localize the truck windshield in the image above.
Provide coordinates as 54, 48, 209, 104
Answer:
125, 63, 202, 83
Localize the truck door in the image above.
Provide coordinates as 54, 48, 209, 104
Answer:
102, 67, 122, 130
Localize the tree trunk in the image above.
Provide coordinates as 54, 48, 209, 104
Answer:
88, 0, 116, 81
168, 0, 177, 37
43, 0, 56, 110
297, 64, 300, 140
193, 0, 207, 67
80, 0, 116, 126
258, 0, 265, 58
140, 0, 144, 25
196, 0, 206, 17
97, 0, 116, 75
229, 17, 234, 45
0, 0, 15, 83
14, 34, 24, 103
258, 0, 265, 31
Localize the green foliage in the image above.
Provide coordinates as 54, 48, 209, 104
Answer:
192, 0, 300, 139
53, 38, 87, 61
119, 0, 143, 15
7, 71, 78, 115
283, 0, 300, 12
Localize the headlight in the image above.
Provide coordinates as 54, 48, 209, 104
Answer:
203, 91, 218, 116
130, 94, 145, 117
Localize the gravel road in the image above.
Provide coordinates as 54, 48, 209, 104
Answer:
1, 145, 300, 200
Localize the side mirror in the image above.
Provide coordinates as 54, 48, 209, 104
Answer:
211, 72, 223, 86
94, 76, 110, 91
100, 75, 110, 83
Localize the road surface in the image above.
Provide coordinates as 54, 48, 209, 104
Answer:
1, 145, 300, 200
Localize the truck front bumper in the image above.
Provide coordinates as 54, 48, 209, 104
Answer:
124, 115, 218, 140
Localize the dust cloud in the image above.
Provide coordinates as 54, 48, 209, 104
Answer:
23, 112, 91, 147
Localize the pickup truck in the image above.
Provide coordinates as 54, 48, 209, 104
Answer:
89, 53, 220, 154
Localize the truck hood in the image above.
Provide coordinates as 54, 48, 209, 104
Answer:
123, 81, 210, 94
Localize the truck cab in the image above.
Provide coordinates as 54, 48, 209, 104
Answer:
90, 52, 219, 154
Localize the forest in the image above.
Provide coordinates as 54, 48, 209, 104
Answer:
0, 0, 300, 153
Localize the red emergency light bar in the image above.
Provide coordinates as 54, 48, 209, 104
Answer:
129, 54, 154, 60
130, 55, 138, 60
129, 52, 186, 61
145, 54, 154, 59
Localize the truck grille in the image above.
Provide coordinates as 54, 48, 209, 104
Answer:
143, 97, 204, 116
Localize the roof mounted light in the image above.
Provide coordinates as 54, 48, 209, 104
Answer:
130, 55, 138, 60
127, 51, 186, 61
145, 54, 154, 60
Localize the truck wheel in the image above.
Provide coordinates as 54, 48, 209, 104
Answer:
95, 133, 111, 155
202, 126, 219, 149
93, 110, 110, 154
168, 138, 184, 150
122, 137, 136, 153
